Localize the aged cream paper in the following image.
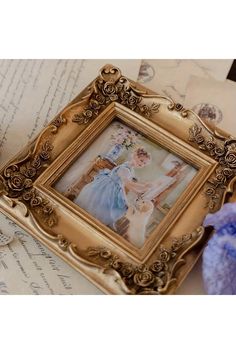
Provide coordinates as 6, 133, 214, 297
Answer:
137, 59, 233, 103
0, 214, 102, 295
184, 75, 236, 137
0, 59, 141, 294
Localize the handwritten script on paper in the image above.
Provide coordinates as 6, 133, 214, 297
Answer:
0, 215, 102, 295
0, 59, 141, 294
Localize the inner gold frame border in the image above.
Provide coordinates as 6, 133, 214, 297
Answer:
37, 102, 216, 263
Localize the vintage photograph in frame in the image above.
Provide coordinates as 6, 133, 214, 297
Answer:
54, 119, 197, 249
1, 64, 236, 295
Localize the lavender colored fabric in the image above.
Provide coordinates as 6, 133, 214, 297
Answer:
202, 203, 236, 294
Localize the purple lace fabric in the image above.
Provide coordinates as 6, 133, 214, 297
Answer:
203, 203, 236, 294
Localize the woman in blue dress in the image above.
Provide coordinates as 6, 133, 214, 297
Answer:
74, 147, 152, 231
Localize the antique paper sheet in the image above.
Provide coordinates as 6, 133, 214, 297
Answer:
137, 59, 233, 103
184, 75, 236, 137
0, 214, 102, 295
0, 59, 141, 294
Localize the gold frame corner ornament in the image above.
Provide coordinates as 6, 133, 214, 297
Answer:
84, 226, 206, 295
189, 123, 236, 211
71, 64, 161, 125
0, 131, 59, 229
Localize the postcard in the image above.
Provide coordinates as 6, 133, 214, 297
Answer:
184, 75, 236, 137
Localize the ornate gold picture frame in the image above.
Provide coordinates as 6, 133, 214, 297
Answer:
1, 64, 235, 295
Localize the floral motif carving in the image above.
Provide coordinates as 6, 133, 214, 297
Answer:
189, 124, 236, 210
72, 65, 160, 124
167, 102, 189, 117
86, 227, 205, 295
0, 140, 58, 228
58, 234, 70, 250
51, 115, 67, 128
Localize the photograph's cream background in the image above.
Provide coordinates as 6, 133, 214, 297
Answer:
0, 59, 235, 295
